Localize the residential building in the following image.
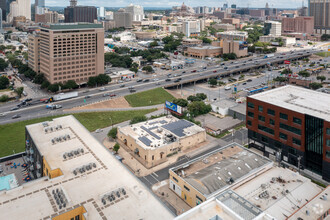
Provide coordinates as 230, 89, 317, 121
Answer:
182, 20, 201, 37
309, 0, 330, 34
246, 85, 330, 181
114, 8, 132, 28
105, 10, 113, 20
213, 11, 227, 19
28, 23, 104, 84
117, 116, 206, 168
221, 18, 240, 28
264, 20, 282, 36
217, 31, 248, 41
7, 0, 31, 23
0, 115, 175, 219
186, 46, 222, 59
125, 4, 144, 22
281, 16, 314, 35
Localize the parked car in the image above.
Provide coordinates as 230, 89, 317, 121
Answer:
103, 93, 110, 97
119, 84, 125, 88
213, 70, 217, 73
225, 86, 231, 90
12, 114, 21, 119
0, 113, 6, 117
224, 67, 228, 70
10, 106, 19, 111
182, 71, 186, 74
110, 94, 116, 97
137, 79, 143, 82
165, 78, 171, 82
191, 70, 197, 73
247, 79, 252, 82
243, 82, 247, 85
143, 79, 150, 82
174, 79, 180, 82
85, 95, 91, 99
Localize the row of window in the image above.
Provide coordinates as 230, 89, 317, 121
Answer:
258, 124, 274, 135
280, 123, 302, 135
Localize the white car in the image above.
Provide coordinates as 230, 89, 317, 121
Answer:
99, 87, 106, 91
225, 86, 231, 90
0, 113, 6, 117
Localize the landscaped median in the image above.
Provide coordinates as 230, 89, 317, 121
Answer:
124, 87, 175, 107
0, 109, 156, 158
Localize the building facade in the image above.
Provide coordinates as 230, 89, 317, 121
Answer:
246, 85, 330, 181
281, 16, 314, 34
114, 8, 132, 28
309, 0, 330, 34
264, 21, 282, 36
186, 46, 222, 59
64, 6, 97, 23
28, 34, 40, 73
182, 20, 201, 37
217, 31, 248, 41
35, 11, 59, 23
28, 23, 104, 85
125, 4, 144, 21
7, 0, 31, 23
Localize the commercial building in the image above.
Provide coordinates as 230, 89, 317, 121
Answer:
125, 4, 144, 22
12, 15, 25, 27
212, 23, 235, 31
0, 115, 175, 219
0, 0, 6, 21
249, 9, 265, 18
28, 33, 40, 73
169, 143, 272, 208
7, 0, 31, 23
264, 21, 282, 36
213, 11, 227, 19
221, 39, 248, 57
118, 115, 206, 168
182, 20, 201, 37
114, 8, 133, 28
221, 18, 240, 28
64, 5, 97, 23
309, 0, 330, 34
28, 23, 104, 84
186, 46, 222, 59
281, 16, 314, 34
217, 31, 248, 41
35, 0, 45, 15
134, 31, 156, 40
35, 11, 59, 23
259, 35, 296, 47
181, 38, 202, 46
246, 85, 330, 181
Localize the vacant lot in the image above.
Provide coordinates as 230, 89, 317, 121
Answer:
0, 109, 156, 157
125, 87, 175, 107
316, 51, 330, 57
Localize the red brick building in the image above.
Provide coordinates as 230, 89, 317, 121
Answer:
281, 16, 314, 34
246, 85, 330, 181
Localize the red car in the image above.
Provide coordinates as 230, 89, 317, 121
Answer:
191, 70, 197, 73
213, 70, 217, 73
110, 94, 116, 97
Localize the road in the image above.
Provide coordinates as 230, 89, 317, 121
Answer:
0, 49, 320, 124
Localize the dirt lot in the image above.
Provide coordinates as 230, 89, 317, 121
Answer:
70, 96, 131, 110
165, 88, 193, 99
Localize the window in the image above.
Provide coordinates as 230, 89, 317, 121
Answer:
172, 176, 178, 182
261, 136, 268, 143
267, 109, 275, 116
288, 147, 297, 155
258, 115, 265, 122
247, 111, 254, 118
247, 102, 254, 108
327, 128, 330, 135
184, 185, 190, 191
247, 120, 252, 126
270, 119, 275, 125
258, 106, 263, 112
280, 113, 288, 120
75, 215, 80, 220
152, 155, 154, 160
279, 132, 287, 140
258, 124, 274, 135
327, 139, 330, 147
280, 123, 301, 135
327, 151, 330, 159
293, 138, 301, 146
293, 117, 302, 125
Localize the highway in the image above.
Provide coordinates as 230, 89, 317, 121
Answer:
0, 49, 319, 124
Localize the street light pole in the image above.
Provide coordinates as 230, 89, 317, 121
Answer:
109, 117, 113, 129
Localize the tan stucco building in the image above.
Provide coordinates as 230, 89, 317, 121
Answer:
186, 46, 222, 59
28, 23, 104, 84
118, 116, 206, 168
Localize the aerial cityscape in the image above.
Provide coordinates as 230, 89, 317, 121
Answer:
0, 0, 329, 219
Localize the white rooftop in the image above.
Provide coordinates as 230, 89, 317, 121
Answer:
0, 116, 174, 220
191, 46, 221, 50
250, 85, 330, 121
119, 116, 205, 150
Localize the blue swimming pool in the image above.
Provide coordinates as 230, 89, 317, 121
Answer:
0, 174, 16, 191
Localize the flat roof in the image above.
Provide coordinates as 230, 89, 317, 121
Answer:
196, 115, 242, 131
42, 23, 103, 30
234, 166, 323, 220
170, 144, 272, 198
190, 46, 221, 50
0, 116, 174, 220
249, 85, 330, 121
119, 116, 205, 150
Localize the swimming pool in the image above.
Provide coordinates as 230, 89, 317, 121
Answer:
0, 174, 18, 191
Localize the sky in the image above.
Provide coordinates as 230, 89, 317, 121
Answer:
44, 0, 304, 9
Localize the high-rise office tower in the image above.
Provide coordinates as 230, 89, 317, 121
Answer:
0, 0, 6, 21
98, 6, 105, 18
309, 0, 330, 34
64, 0, 97, 23
35, 0, 45, 15
0, 8, 2, 30
125, 4, 144, 21
114, 8, 132, 28
7, 0, 31, 23
70, 0, 77, 7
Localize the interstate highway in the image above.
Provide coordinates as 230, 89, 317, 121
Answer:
0, 49, 319, 124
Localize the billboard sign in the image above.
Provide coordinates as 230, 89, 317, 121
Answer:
284, 60, 291, 65
165, 101, 182, 114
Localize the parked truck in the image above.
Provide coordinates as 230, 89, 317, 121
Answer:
264, 54, 274, 59
49, 92, 78, 102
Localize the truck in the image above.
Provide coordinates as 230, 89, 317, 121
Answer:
46, 104, 62, 110
51, 92, 78, 102
264, 54, 274, 59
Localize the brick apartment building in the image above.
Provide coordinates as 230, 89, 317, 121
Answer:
246, 85, 330, 181
281, 16, 314, 34
28, 23, 104, 84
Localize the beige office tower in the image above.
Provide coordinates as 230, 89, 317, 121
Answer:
29, 23, 104, 85
309, 0, 330, 34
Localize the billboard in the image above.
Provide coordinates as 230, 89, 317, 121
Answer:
165, 101, 182, 114
284, 60, 290, 64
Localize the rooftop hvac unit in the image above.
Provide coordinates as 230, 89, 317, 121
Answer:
73, 170, 77, 175
116, 191, 121, 198
44, 128, 48, 133
92, 163, 96, 168
51, 139, 55, 144
63, 154, 66, 159
63, 135, 67, 141
50, 127, 53, 132
67, 134, 70, 139
42, 122, 49, 127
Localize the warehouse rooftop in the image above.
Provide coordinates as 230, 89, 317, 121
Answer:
250, 85, 330, 121
0, 116, 174, 220
119, 115, 205, 150
170, 144, 272, 198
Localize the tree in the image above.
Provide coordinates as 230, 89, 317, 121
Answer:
209, 78, 217, 87
187, 95, 200, 102
0, 58, 8, 71
187, 101, 212, 117
87, 76, 97, 87
298, 70, 310, 78
130, 115, 147, 124
222, 53, 237, 60
142, 65, 153, 73
281, 69, 292, 74
41, 80, 50, 89
113, 143, 120, 154
0, 94, 9, 102
19, 45, 24, 51
196, 93, 207, 101
274, 76, 288, 83
316, 75, 326, 82
15, 87, 24, 97
0, 76, 9, 89
96, 74, 111, 85
172, 98, 188, 107
108, 127, 118, 139
321, 34, 330, 41
201, 37, 212, 44
149, 41, 158, 47
33, 74, 45, 84
47, 83, 60, 93
64, 80, 78, 89
309, 82, 323, 90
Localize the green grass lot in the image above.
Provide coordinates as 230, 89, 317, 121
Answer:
316, 51, 330, 57
0, 109, 156, 158
125, 88, 175, 107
